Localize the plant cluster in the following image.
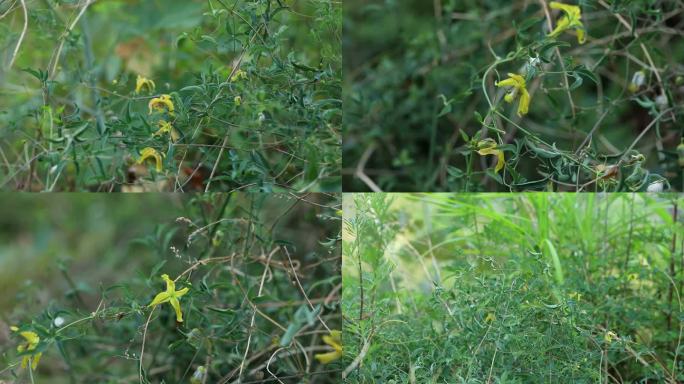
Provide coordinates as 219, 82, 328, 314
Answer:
343, 0, 683, 192
0, 0, 341, 192
343, 193, 683, 383
0, 193, 342, 383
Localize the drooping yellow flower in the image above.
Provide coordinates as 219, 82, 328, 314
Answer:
234, 95, 242, 106
484, 313, 496, 323
153, 120, 180, 143
548, 2, 586, 44
314, 330, 342, 364
135, 75, 156, 94
496, 73, 531, 117
604, 331, 618, 343
148, 94, 175, 115
476, 139, 505, 173
137, 147, 164, 172
230, 69, 247, 82
149, 274, 189, 322
12, 328, 42, 370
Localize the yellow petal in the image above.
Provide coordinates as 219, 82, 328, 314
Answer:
517, 87, 530, 116
496, 77, 518, 88
135, 75, 155, 94
20, 331, 39, 347
485, 313, 496, 323
175, 287, 189, 298
314, 350, 342, 364
162, 274, 175, 293
10, 326, 19, 332
494, 150, 505, 173
322, 333, 342, 352
137, 147, 163, 172
476, 141, 505, 174
476, 139, 497, 152
148, 94, 175, 115
550, 2, 581, 20
476, 147, 497, 156
149, 291, 171, 307
31, 352, 42, 370
548, 15, 570, 38
496, 73, 525, 91
507, 73, 525, 87
21, 355, 29, 369
153, 121, 180, 143
576, 27, 586, 44
169, 297, 184, 322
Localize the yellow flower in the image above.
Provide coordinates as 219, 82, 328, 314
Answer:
137, 147, 164, 172
153, 120, 180, 142
149, 274, 189, 322
484, 313, 496, 323
476, 139, 505, 173
627, 273, 638, 281
568, 292, 582, 301
548, 2, 586, 44
13, 328, 42, 370
496, 73, 531, 116
234, 95, 242, 106
604, 331, 618, 343
135, 75, 155, 94
314, 330, 342, 364
148, 94, 174, 115
230, 69, 247, 82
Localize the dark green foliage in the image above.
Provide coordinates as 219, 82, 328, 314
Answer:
343, 0, 683, 192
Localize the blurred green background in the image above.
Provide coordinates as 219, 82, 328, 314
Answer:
0, 194, 181, 312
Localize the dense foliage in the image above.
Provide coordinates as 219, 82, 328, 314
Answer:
0, 193, 342, 383
0, 0, 341, 192
343, 193, 683, 383
344, 0, 684, 192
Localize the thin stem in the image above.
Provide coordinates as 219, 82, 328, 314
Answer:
7, 0, 27, 69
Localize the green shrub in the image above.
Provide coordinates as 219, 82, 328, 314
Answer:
1, 193, 342, 383
0, 0, 341, 192
343, 193, 683, 383
343, 0, 683, 192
